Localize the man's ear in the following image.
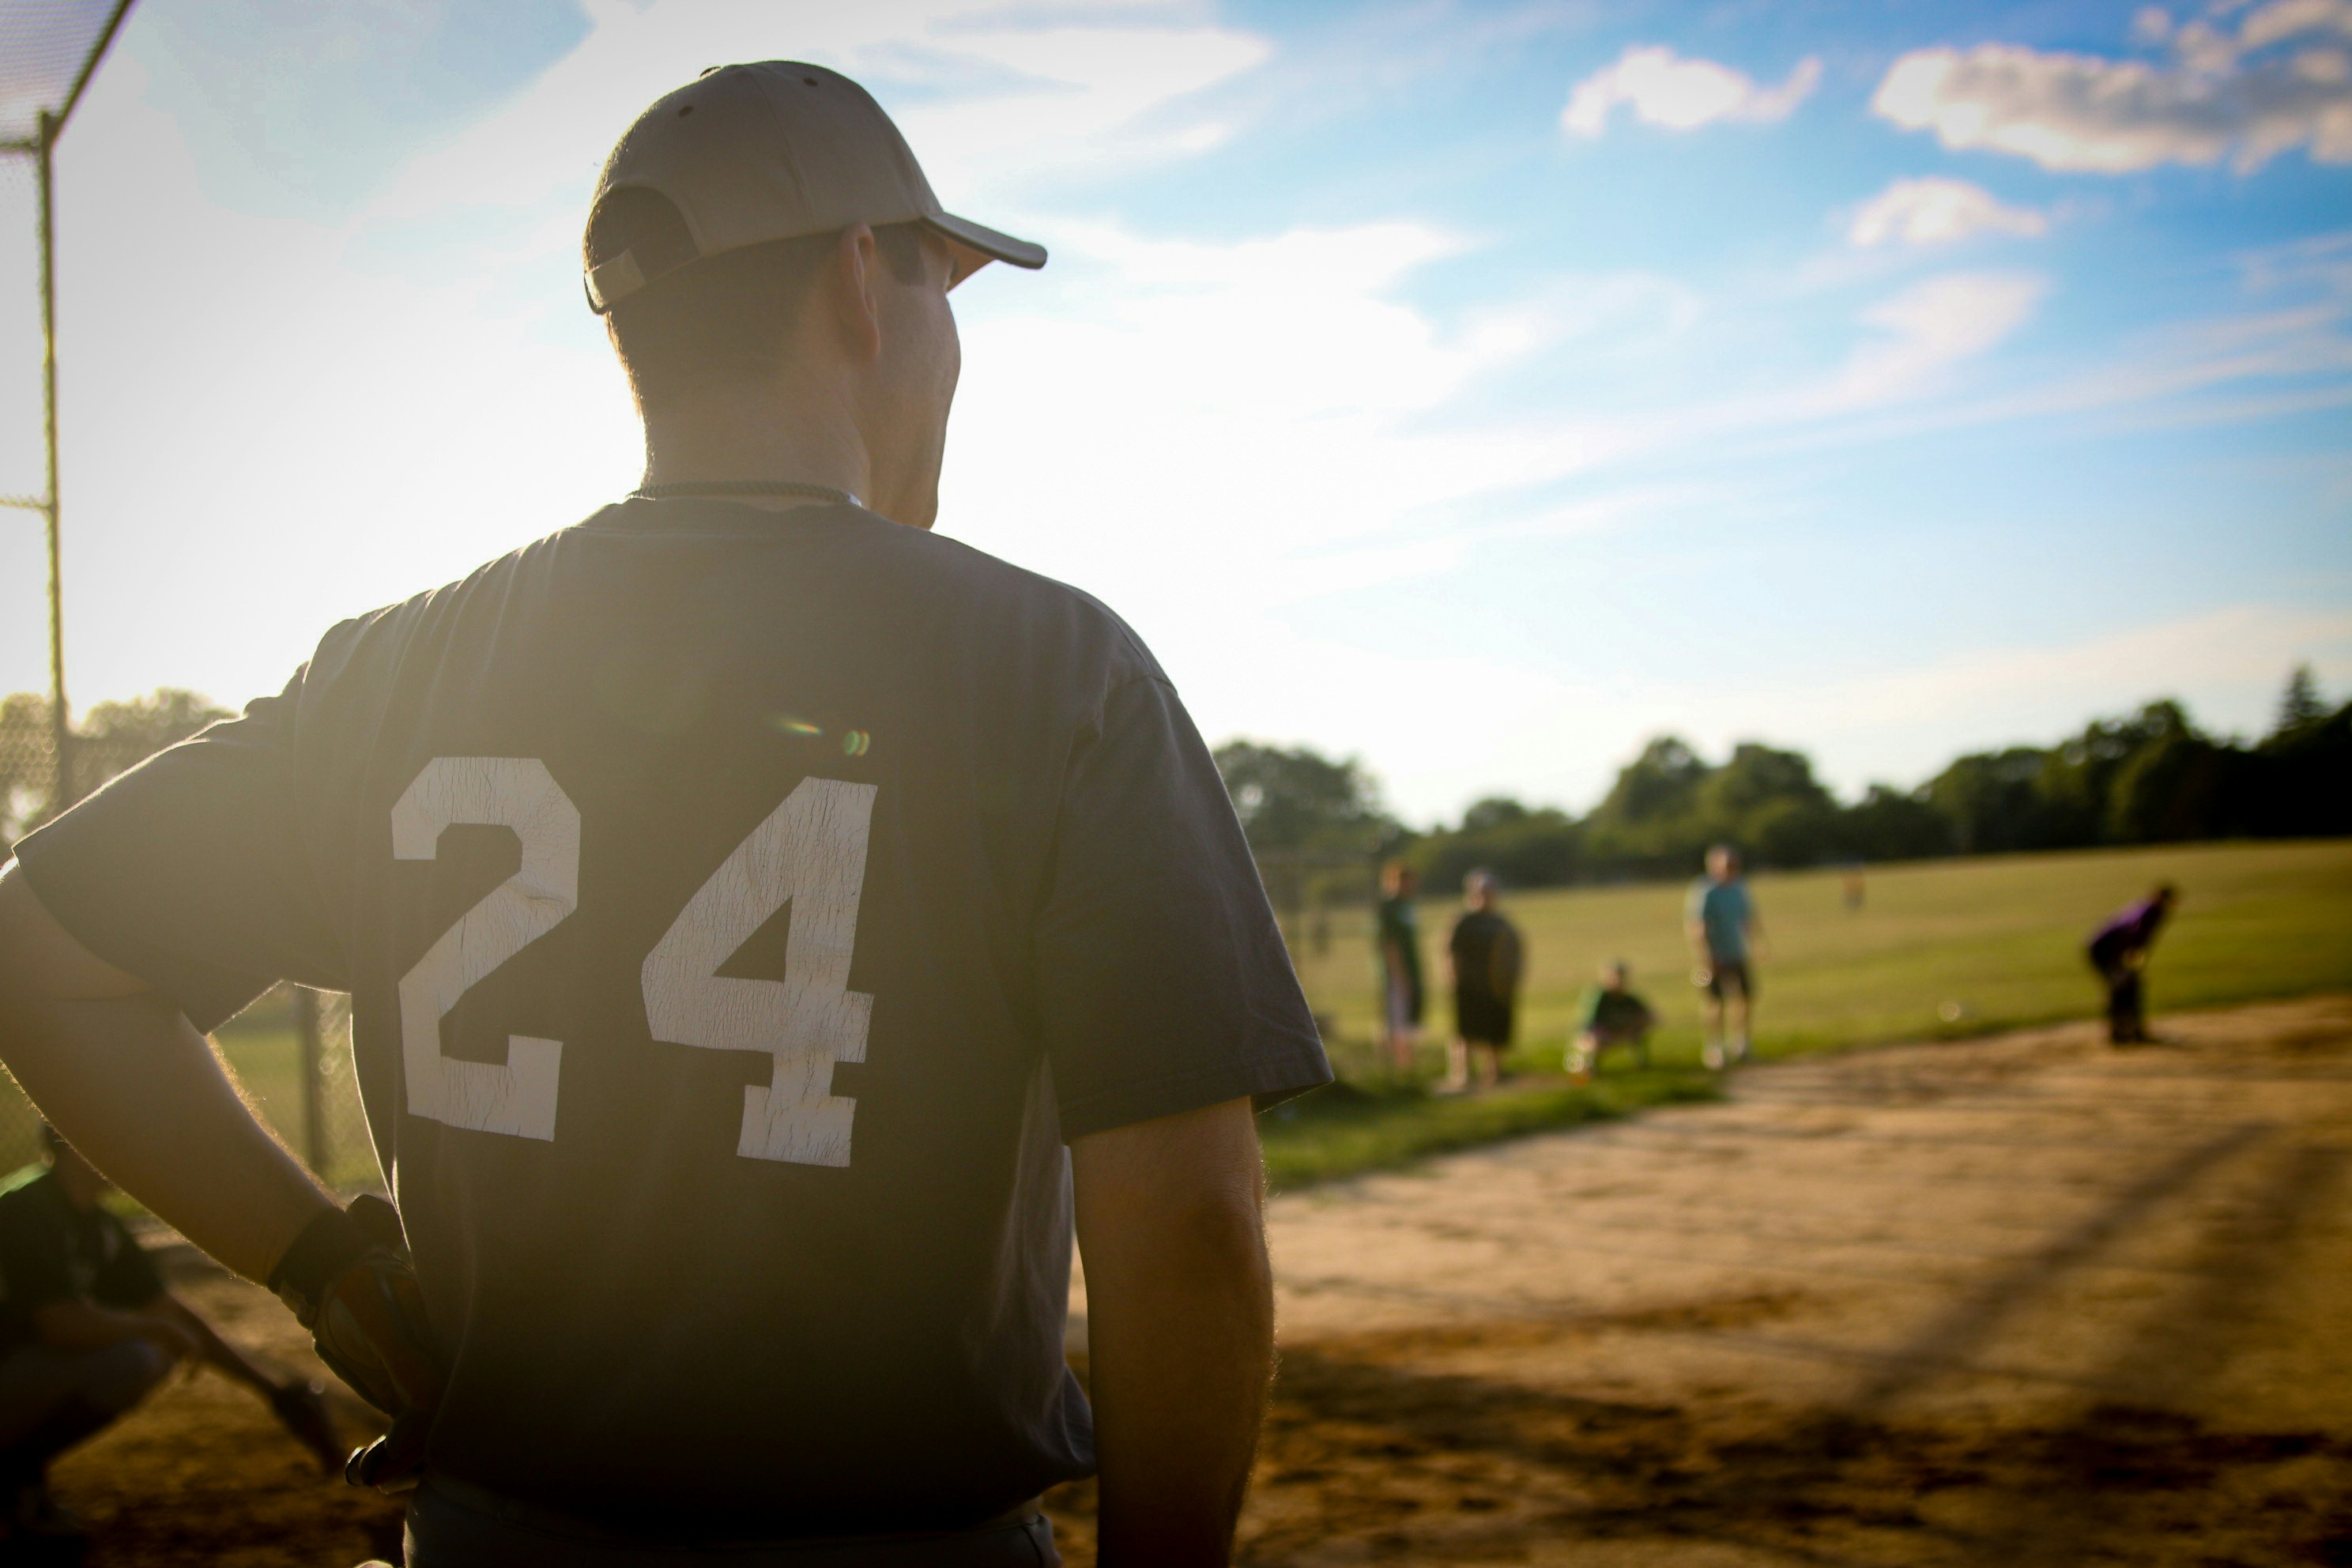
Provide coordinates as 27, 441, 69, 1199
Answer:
826, 223, 885, 364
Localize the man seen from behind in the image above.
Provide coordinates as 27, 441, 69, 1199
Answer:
1442, 871, 1521, 1094
0, 62, 1329, 1566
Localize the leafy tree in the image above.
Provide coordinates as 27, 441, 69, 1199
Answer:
1841, 783, 1953, 862
2034, 701, 2194, 846
1211, 740, 1393, 858
2105, 730, 2241, 843
0, 693, 54, 844
0, 689, 228, 845
1920, 748, 2049, 854
74, 689, 232, 794
1409, 799, 1581, 891
2254, 690, 2352, 838
1459, 796, 1530, 834
2273, 664, 2328, 739
1590, 736, 1706, 827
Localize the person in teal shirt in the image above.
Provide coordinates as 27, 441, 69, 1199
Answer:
1567, 960, 1655, 1082
1686, 845, 1764, 1069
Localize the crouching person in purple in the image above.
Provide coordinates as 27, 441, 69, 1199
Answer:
2086, 884, 2177, 1045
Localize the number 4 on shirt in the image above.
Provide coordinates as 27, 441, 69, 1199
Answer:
392, 760, 876, 1167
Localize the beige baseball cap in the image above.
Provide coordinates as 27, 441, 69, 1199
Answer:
585, 62, 1046, 314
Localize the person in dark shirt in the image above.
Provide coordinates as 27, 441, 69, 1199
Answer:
1442, 872, 1523, 1094
1567, 961, 1656, 1083
0, 1127, 340, 1547
2087, 884, 2178, 1044
1376, 862, 1426, 1074
0, 60, 1326, 1566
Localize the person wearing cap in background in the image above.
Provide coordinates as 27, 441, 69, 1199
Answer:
1440, 871, 1521, 1095
0, 61, 1329, 1568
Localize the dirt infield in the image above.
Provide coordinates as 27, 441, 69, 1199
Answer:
48, 996, 2352, 1565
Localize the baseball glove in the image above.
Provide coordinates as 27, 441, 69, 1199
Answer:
268, 1196, 445, 1493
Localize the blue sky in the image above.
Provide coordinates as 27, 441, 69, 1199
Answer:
0, 0, 2346, 824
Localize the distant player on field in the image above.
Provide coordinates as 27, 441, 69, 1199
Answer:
0, 62, 1329, 1566
1376, 862, 1425, 1073
2087, 884, 2177, 1045
1566, 960, 1655, 1083
1687, 844, 1764, 1069
1442, 871, 1521, 1093
0, 1127, 341, 1548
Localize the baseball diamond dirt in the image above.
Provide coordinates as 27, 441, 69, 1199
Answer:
47, 994, 2352, 1566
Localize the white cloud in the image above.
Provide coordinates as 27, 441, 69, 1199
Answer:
1562, 46, 1820, 137
1832, 273, 2048, 405
1873, 0, 2352, 172
1848, 176, 2049, 247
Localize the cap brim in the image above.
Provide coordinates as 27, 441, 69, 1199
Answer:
923, 211, 1047, 271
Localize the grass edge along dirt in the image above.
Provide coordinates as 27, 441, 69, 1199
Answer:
1257, 1070, 1722, 1189
1261, 838, 2352, 1189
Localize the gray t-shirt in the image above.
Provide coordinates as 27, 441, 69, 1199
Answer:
19, 497, 1329, 1536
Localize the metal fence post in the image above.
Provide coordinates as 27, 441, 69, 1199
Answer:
35, 109, 70, 812
291, 986, 326, 1178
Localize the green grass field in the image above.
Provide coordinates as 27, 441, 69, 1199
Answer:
8, 840, 2339, 1193
1260, 839, 2352, 1185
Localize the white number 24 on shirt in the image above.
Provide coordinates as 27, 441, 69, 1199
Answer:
390, 759, 876, 1167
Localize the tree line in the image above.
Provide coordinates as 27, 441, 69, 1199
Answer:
1215, 666, 2352, 893
5, 671, 2345, 888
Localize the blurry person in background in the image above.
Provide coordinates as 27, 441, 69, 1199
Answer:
1442, 871, 1522, 1094
0, 1128, 340, 1548
1567, 960, 1655, 1084
2087, 884, 2179, 1045
1687, 844, 1764, 1070
1377, 862, 1425, 1074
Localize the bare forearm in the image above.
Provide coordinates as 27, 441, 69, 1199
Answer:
0, 994, 333, 1281
1075, 1101, 1274, 1566
1087, 1217, 1272, 1562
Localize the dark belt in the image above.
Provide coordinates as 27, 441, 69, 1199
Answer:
406, 1475, 1058, 1568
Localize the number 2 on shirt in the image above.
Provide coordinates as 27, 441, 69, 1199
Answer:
393, 761, 876, 1166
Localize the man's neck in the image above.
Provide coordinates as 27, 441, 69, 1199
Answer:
642, 390, 871, 512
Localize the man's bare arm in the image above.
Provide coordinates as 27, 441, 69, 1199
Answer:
0, 862, 336, 1282
1072, 1096, 1273, 1567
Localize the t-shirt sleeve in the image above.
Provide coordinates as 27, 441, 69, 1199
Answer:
12, 668, 345, 1031
1034, 673, 1332, 1142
